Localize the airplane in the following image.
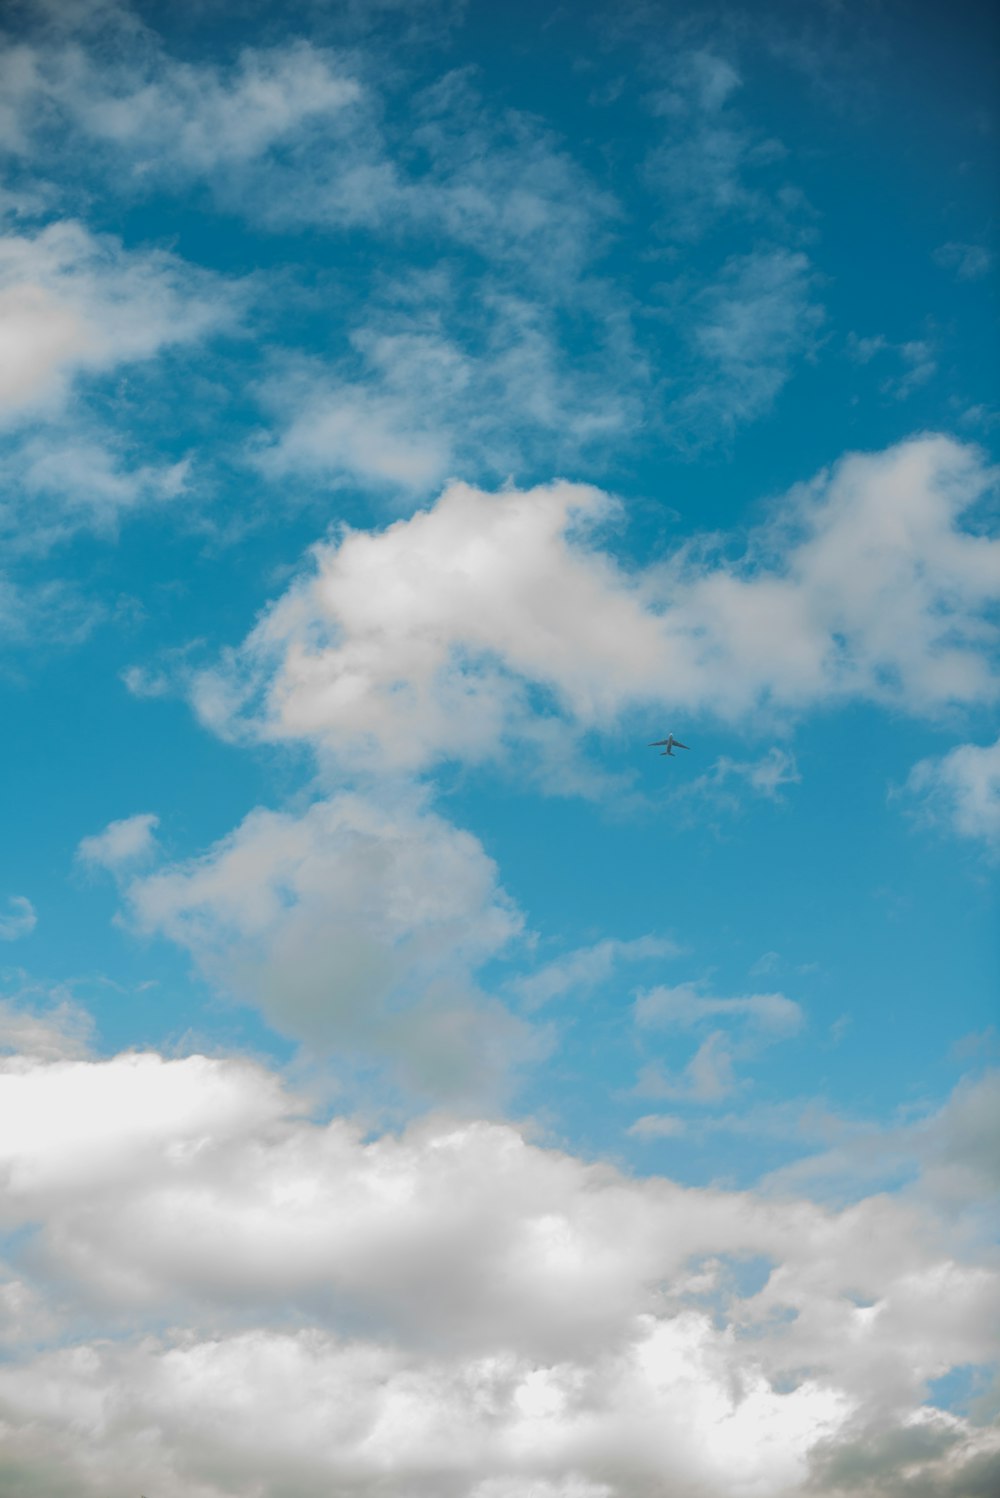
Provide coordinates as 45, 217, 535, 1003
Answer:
648, 735, 690, 757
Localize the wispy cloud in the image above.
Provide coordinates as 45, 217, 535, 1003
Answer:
0, 895, 36, 941
77, 812, 160, 871
511, 934, 678, 1010
904, 735, 1000, 853
934, 241, 994, 282
0, 219, 231, 422
669, 246, 824, 439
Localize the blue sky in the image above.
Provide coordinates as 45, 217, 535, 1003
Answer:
0, 1, 998, 1493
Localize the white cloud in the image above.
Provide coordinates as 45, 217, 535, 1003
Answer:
512, 936, 678, 1010
682, 746, 801, 811
845, 333, 938, 401
934, 242, 994, 282
0, 435, 190, 551
635, 1032, 741, 1104
194, 436, 1000, 777
1, 31, 611, 285
635, 982, 803, 1035
122, 791, 533, 1099
0, 991, 93, 1061
645, 50, 787, 242
905, 735, 1000, 851
0, 1038, 995, 1494
633, 982, 803, 1105
258, 285, 637, 496
0, 218, 229, 420
0, 895, 36, 941
0, 32, 361, 175
759, 1069, 1000, 1215
627, 1112, 687, 1139
678, 248, 823, 433
69, 41, 361, 175
76, 811, 160, 870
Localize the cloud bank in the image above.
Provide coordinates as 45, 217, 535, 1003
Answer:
0, 1026, 996, 1497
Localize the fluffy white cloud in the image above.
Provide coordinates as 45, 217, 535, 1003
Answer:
0, 1035, 995, 1495
194, 436, 999, 776
0, 218, 228, 419
122, 792, 532, 1098
77, 811, 160, 869
0, 894, 36, 940
905, 735, 1000, 851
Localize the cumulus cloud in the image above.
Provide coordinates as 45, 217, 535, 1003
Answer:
905, 735, 1000, 852
0, 1037, 995, 1494
76, 811, 160, 870
0, 894, 36, 940
121, 791, 534, 1099
192, 435, 1000, 777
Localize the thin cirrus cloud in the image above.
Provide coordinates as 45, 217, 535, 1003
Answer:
0, 1030, 996, 1495
186, 433, 1000, 777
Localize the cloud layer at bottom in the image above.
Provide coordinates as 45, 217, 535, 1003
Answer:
0, 1016, 996, 1498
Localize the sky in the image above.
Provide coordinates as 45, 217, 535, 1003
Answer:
0, 0, 998, 1492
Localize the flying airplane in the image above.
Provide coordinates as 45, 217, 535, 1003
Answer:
648, 735, 690, 757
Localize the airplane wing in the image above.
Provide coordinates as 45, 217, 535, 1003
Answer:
673, 740, 690, 750
648, 740, 669, 746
